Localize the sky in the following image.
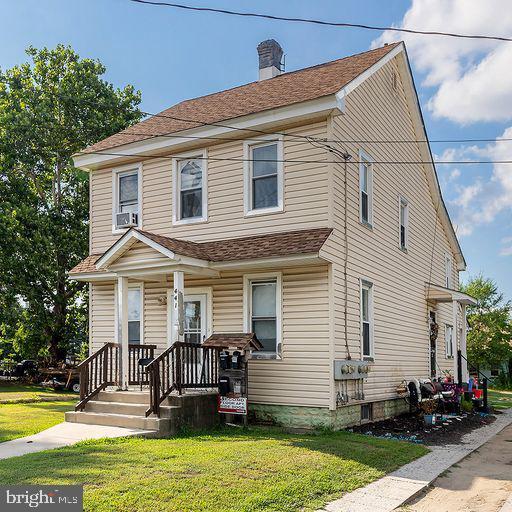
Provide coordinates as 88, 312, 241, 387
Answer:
1, 0, 511, 298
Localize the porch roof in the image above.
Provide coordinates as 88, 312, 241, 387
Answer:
425, 282, 477, 306
69, 227, 333, 277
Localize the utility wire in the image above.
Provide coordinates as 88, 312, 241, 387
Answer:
128, 0, 512, 43
74, 149, 512, 166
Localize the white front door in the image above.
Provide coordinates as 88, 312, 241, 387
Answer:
183, 294, 208, 345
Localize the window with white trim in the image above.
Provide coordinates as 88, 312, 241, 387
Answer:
128, 285, 143, 344
244, 274, 282, 357
445, 324, 453, 358
445, 254, 453, 288
399, 196, 409, 250
245, 138, 283, 215
359, 151, 373, 226
361, 280, 374, 358
174, 156, 207, 223
113, 166, 141, 230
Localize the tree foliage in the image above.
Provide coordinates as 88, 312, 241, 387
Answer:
0, 45, 142, 363
461, 275, 512, 372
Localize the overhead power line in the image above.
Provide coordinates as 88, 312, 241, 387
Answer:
75, 149, 512, 166
128, 0, 512, 43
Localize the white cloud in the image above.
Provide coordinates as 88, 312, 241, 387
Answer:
373, 0, 512, 124
500, 237, 512, 256
443, 127, 512, 235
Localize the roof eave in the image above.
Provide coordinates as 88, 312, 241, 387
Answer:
72, 95, 341, 170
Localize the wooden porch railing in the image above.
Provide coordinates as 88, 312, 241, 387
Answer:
146, 342, 220, 417
75, 343, 156, 411
75, 343, 118, 411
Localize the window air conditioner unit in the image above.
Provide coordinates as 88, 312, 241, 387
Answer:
116, 212, 138, 228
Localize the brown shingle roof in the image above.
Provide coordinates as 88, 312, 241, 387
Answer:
83, 43, 400, 154
69, 227, 332, 274
69, 254, 103, 274
202, 333, 263, 351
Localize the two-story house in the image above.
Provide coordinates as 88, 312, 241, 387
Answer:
66, 40, 476, 431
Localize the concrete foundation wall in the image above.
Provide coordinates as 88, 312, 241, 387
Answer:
250, 398, 409, 430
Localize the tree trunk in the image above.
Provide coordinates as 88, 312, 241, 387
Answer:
48, 253, 68, 365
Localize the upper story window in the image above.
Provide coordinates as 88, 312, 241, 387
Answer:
359, 150, 373, 226
173, 151, 208, 225
112, 164, 142, 232
244, 137, 283, 216
399, 196, 409, 251
361, 279, 374, 359
243, 272, 282, 359
445, 253, 453, 288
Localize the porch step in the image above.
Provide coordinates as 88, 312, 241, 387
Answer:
65, 411, 165, 432
84, 400, 180, 417
96, 390, 151, 404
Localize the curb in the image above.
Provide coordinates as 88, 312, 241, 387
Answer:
318, 409, 512, 512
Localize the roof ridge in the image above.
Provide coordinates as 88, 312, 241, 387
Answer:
156, 42, 401, 117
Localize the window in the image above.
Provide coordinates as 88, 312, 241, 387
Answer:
173, 152, 207, 224
361, 280, 374, 358
112, 165, 141, 231
359, 151, 373, 226
244, 137, 283, 215
445, 324, 453, 358
128, 286, 142, 344
445, 254, 453, 288
399, 196, 409, 250
361, 403, 373, 422
244, 273, 282, 358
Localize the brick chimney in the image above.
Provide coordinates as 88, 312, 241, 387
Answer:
257, 40, 283, 81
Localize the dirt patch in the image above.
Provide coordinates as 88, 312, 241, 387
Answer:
349, 411, 496, 446
398, 424, 512, 512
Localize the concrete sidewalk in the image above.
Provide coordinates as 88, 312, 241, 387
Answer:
0, 422, 154, 459
318, 409, 512, 512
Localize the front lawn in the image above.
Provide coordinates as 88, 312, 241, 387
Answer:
0, 428, 427, 512
0, 400, 76, 442
489, 389, 512, 410
0, 382, 73, 403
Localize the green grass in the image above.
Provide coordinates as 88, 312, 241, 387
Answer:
489, 388, 512, 410
0, 428, 427, 512
0, 382, 74, 403
0, 400, 76, 442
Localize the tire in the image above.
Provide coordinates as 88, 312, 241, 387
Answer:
71, 382, 80, 394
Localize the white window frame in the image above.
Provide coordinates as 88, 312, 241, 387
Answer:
399, 195, 409, 251
114, 282, 144, 345
112, 163, 143, 234
359, 149, 374, 227
243, 272, 282, 359
243, 135, 284, 217
172, 149, 208, 225
360, 279, 374, 360
445, 323, 454, 358
445, 253, 453, 289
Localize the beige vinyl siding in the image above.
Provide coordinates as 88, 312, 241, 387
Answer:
113, 241, 168, 266
90, 121, 329, 253
326, 56, 462, 403
90, 264, 330, 408
90, 282, 116, 353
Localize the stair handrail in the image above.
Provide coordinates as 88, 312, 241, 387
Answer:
146, 344, 176, 417
75, 342, 118, 412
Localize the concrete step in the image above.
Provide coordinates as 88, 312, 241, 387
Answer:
85, 400, 181, 418
96, 390, 150, 404
65, 411, 165, 432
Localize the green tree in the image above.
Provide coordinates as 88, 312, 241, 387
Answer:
461, 275, 512, 375
0, 45, 142, 363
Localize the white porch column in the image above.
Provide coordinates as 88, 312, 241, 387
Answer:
117, 276, 129, 389
172, 270, 185, 343
452, 300, 459, 382
460, 303, 469, 383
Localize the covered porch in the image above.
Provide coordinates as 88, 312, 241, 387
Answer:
69, 227, 333, 416
425, 282, 477, 385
